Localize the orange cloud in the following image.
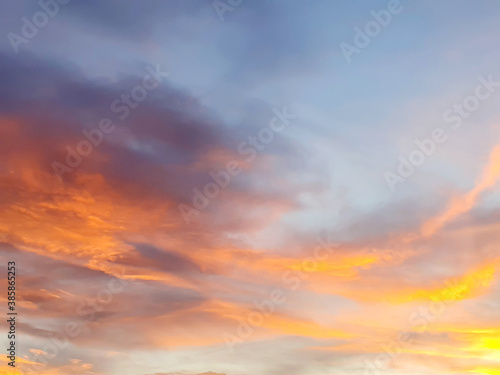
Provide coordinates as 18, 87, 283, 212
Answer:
421, 143, 500, 238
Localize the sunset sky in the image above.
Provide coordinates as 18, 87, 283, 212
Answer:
1, 1, 500, 375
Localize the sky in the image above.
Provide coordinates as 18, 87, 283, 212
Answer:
1, 1, 500, 374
